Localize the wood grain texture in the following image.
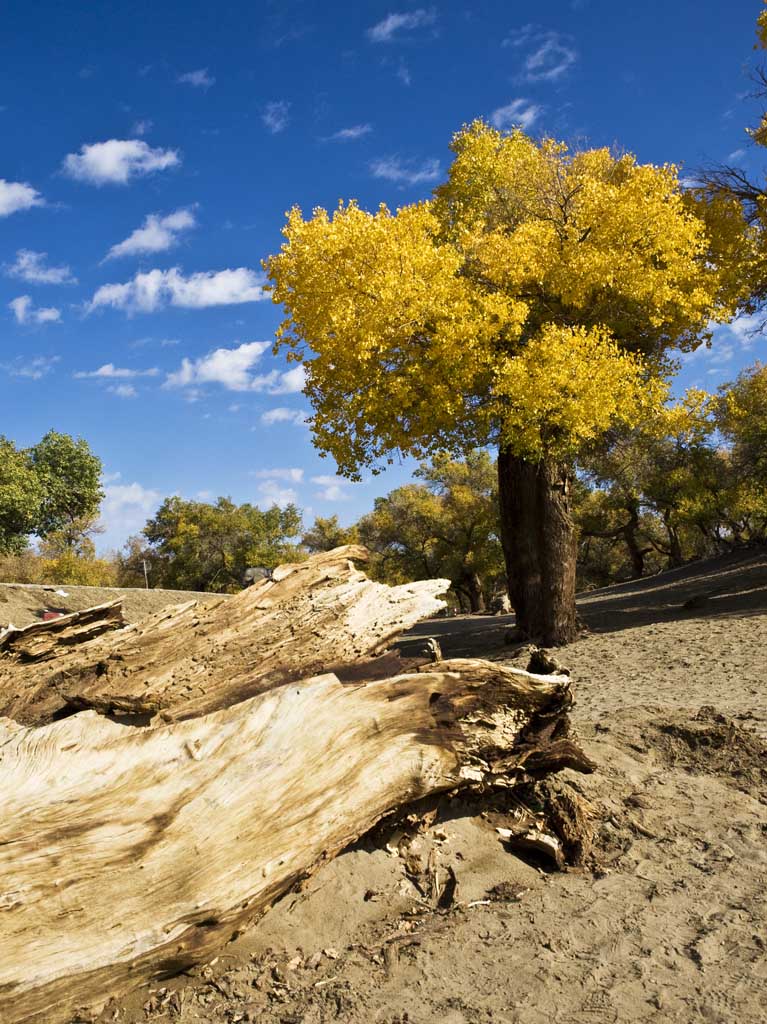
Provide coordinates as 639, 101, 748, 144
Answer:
0, 547, 449, 726
0, 660, 580, 1024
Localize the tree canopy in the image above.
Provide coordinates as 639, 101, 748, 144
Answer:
120, 496, 304, 593
0, 432, 103, 555
267, 121, 745, 475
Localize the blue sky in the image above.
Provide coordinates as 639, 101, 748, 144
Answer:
1, 0, 765, 551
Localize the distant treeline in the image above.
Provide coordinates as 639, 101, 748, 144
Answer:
2, 363, 765, 610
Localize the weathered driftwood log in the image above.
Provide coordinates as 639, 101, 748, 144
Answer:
0, 546, 448, 726
0, 658, 591, 1024
0, 599, 125, 662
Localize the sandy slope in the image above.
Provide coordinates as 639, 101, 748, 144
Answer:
0, 581, 226, 629
74, 547, 767, 1024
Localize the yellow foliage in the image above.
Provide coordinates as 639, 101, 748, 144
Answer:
758, 2, 767, 49
266, 122, 744, 473
493, 325, 666, 459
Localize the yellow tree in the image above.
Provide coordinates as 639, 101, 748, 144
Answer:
266, 122, 745, 644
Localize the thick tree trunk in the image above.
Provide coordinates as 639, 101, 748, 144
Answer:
497, 449, 578, 646
458, 570, 485, 613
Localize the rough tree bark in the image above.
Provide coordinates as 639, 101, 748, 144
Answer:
497, 449, 579, 646
0, 547, 594, 1024
0, 546, 449, 727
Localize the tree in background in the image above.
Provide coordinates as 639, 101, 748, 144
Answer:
0, 431, 103, 556
29, 431, 103, 545
119, 497, 304, 592
267, 122, 746, 643
0, 437, 42, 554
358, 451, 503, 612
302, 515, 359, 552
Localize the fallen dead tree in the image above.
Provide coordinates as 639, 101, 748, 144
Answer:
0, 599, 125, 662
0, 546, 448, 725
0, 548, 595, 1024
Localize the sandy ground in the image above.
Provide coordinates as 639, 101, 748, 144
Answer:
0, 581, 226, 629
70, 546, 767, 1024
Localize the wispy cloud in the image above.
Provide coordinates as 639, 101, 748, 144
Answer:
62, 139, 180, 185
177, 68, 215, 89
5, 250, 77, 285
311, 474, 355, 501
396, 61, 411, 86
0, 179, 44, 217
370, 155, 440, 185
503, 26, 577, 82
108, 384, 138, 398
87, 267, 267, 314
74, 363, 160, 379
105, 207, 197, 260
131, 119, 153, 136
367, 8, 436, 43
253, 467, 304, 482
260, 407, 307, 426
490, 98, 542, 132
257, 479, 298, 508
328, 123, 373, 141
9, 295, 61, 325
262, 100, 291, 134
1, 355, 60, 380
99, 482, 161, 544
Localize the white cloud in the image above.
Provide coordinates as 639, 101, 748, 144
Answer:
329, 124, 373, 141
105, 207, 197, 260
726, 312, 763, 347
257, 480, 298, 508
165, 342, 303, 394
177, 68, 215, 89
503, 26, 577, 82
87, 266, 267, 313
254, 467, 304, 482
370, 156, 440, 185
74, 363, 160, 379
311, 476, 353, 502
367, 9, 436, 43
100, 482, 161, 546
165, 341, 270, 390
490, 98, 542, 131
727, 148, 746, 163
260, 407, 307, 426
9, 295, 61, 325
62, 139, 180, 185
396, 62, 411, 86
0, 179, 44, 217
262, 101, 291, 134
272, 364, 305, 393
2, 355, 60, 380
6, 249, 77, 285
108, 384, 138, 398
132, 119, 153, 136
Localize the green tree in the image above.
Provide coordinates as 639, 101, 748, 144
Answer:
302, 515, 359, 552
358, 451, 503, 612
125, 496, 304, 592
267, 123, 745, 643
29, 431, 104, 543
0, 437, 42, 554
